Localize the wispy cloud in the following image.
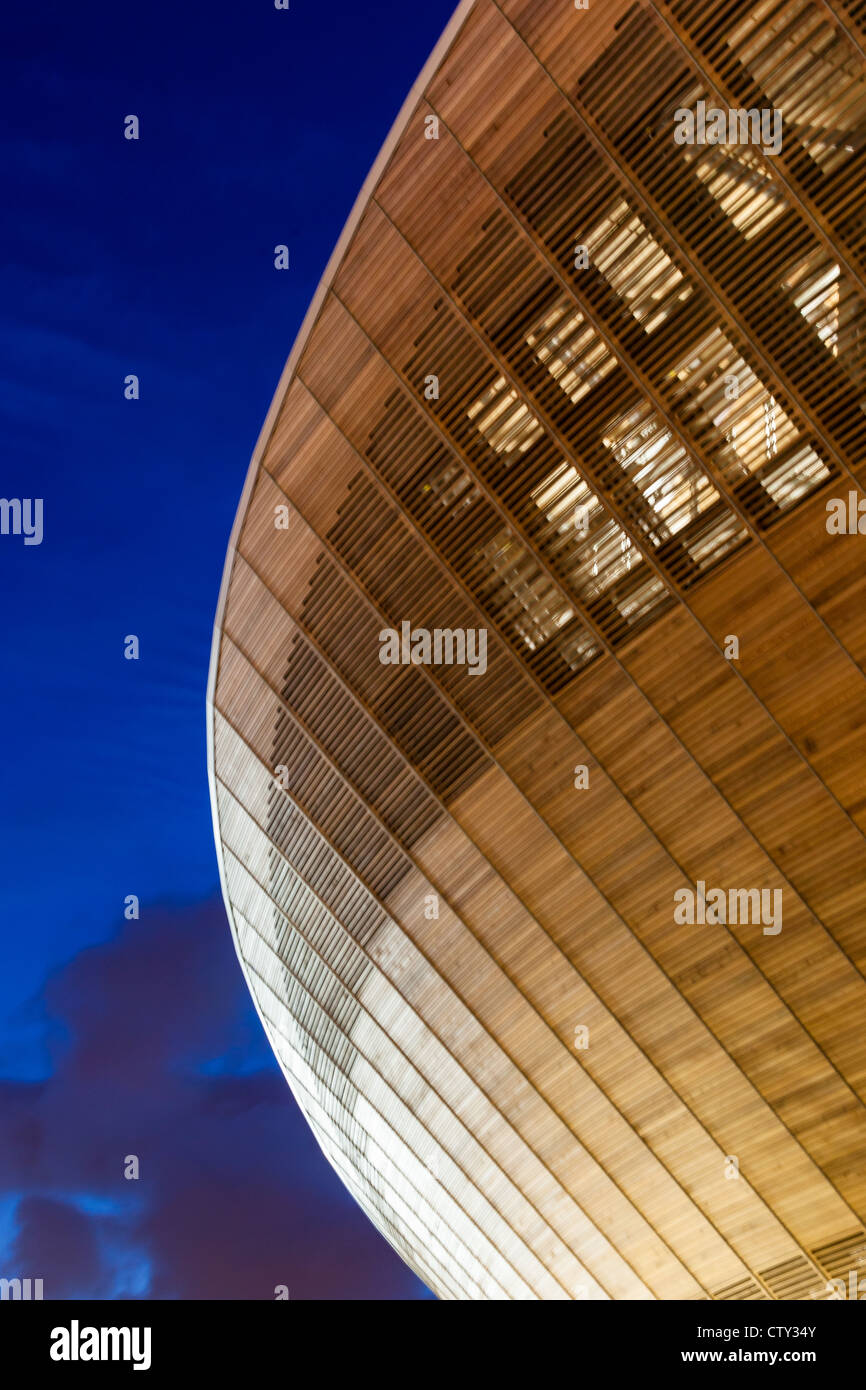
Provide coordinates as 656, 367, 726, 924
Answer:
0, 899, 429, 1299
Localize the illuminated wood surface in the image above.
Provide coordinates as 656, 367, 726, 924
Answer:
208, 0, 866, 1299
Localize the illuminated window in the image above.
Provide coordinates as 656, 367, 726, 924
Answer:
602, 405, 720, 539
525, 298, 617, 404
585, 198, 691, 332
479, 530, 579, 653
467, 376, 544, 457
683, 144, 786, 240
527, 457, 669, 629
421, 461, 481, 520
726, 0, 866, 174
784, 250, 865, 387
669, 328, 830, 513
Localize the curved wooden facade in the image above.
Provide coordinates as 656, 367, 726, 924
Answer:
208, 0, 866, 1299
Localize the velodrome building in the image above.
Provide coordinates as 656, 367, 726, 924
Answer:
207, 0, 866, 1299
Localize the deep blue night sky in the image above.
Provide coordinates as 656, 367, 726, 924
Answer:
0, 0, 456, 1299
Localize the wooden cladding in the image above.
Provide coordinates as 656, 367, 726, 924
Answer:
210, 0, 866, 1299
